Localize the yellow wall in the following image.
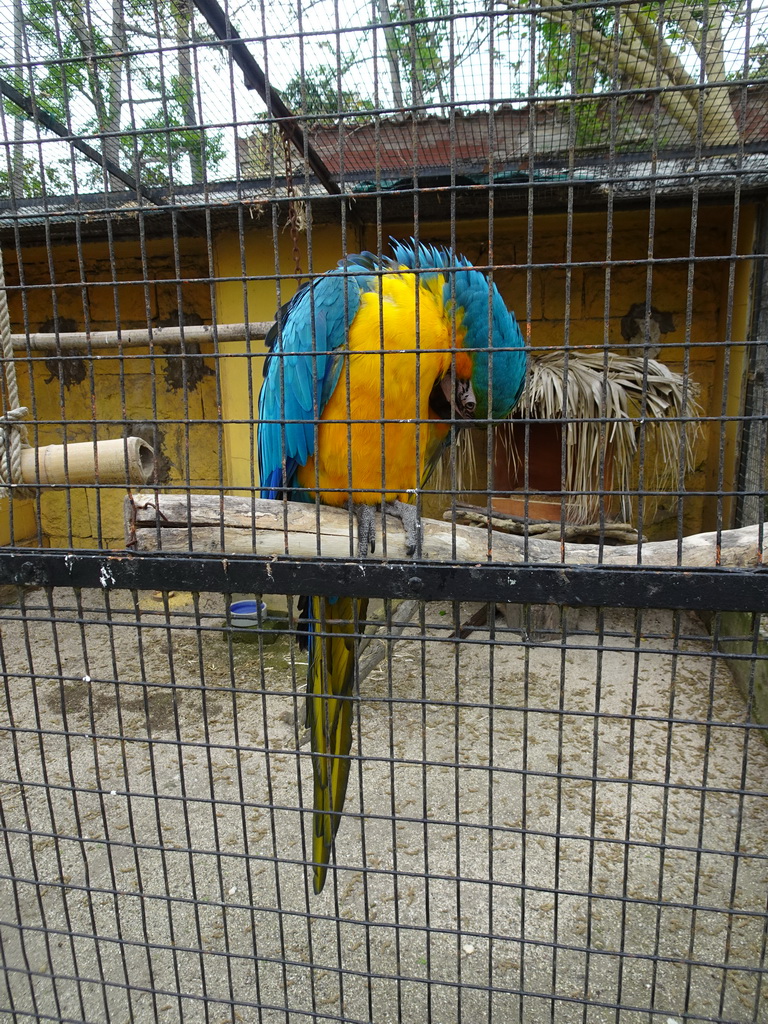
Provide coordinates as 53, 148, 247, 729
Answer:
0, 498, 38, 547
3, 236, 221, 548
2, 201, 756, 549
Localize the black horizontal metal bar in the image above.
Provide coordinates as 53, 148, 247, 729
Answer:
1, 550, 768, 612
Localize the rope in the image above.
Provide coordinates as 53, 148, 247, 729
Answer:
0, 245, 32, 499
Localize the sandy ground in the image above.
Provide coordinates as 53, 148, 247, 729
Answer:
0, 589, 766, 1024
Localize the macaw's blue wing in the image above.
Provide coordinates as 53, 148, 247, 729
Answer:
258, 270, 364, 499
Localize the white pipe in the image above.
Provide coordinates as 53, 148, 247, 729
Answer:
12, 322, 273, 352
21, 437, 155, 486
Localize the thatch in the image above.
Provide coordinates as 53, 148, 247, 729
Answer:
446, 351, 701, 524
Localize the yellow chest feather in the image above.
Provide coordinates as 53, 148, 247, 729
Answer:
296, 272, 462, 505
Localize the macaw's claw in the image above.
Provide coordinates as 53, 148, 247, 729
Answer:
347, 500, 421, 557
384, 499, 421, 557
347, 501, 378, 556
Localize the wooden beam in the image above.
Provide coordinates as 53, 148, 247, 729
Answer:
192, 0, 342, 198
0, 76, 168, 205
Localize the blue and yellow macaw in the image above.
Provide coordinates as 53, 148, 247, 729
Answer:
258, 240, 526, 893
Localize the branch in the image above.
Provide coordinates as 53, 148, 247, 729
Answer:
502, 0, 702, 136
12, 322, 272, 351
126, 492, 767, 570
621, 5, 694, 90
700, 4, 728, 84
504, 0, 741, 144
665, 2, 704, 51
378, 0, 404, 109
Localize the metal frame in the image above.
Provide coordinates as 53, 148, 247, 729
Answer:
2, 550, 768, 611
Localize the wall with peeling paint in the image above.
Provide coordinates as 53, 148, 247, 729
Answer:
2, 236, 221, 548
1, 200, 755, 549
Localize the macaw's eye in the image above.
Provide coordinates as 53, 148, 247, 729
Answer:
456, 378, 476, 417
430, 374, 477, 421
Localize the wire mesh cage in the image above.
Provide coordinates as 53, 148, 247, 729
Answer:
0, 0, 767, 1021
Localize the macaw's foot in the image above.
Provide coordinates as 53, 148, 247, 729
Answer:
346, 500, 421, 557
346, 501, 378, 556
383, 499, 421, 557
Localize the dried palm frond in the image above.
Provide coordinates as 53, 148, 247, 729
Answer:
441, 351, 701, 524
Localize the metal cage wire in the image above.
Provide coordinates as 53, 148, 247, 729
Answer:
0, 0, 766, 1021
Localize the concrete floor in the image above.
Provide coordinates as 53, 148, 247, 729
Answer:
0, 591, 766, 1024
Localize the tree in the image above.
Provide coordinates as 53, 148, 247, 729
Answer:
280, 52, 374, 123
2, 0, 225, 197
264, 0, 481, 117
501, 0, 754, 147
386, 0, 452, 109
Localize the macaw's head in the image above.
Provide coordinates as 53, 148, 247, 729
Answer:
390, 239, 527, 423
429, 373, 477, 421
428, 346, 477, 423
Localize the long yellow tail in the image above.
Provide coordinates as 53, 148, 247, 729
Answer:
307, 594, 368, 894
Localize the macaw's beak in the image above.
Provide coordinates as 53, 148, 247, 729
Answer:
430, 374, 477, 421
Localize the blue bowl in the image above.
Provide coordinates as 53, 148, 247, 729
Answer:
230, 600, 267, 622
227, 600, 273, 643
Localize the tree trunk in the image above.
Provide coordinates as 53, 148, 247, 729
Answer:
11, 0, 24, 198
378, 0, 404, 110
67, 0, 125, 185
104, 0, 126, 174
174, 0, 204, 182
400, 0, 425, 111
699, 88, 740, 146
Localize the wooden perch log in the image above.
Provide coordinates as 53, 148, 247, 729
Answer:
126, 492, 766, 569
452, 508, 641, 544
23, 438, 155, 486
